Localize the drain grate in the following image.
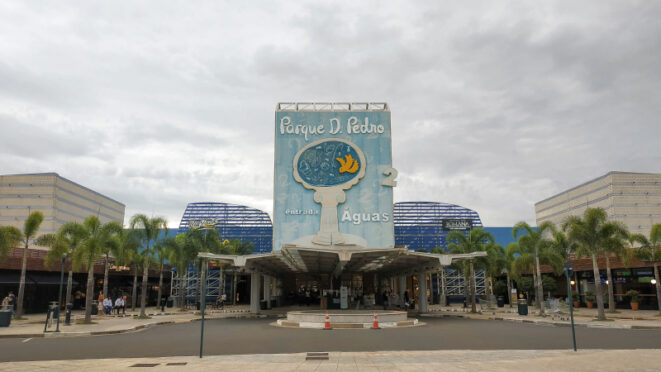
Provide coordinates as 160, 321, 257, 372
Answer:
166, 362, 188, 366
130, 363, 160, 367
306, 352, 329, 361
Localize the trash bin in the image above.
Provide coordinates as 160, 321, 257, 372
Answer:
517, 299, 528, 316
0, 310, 11, 327
497, 296, 505, 308
166, 298, 174, 308
91, 303, 98, 315
260, 300, 267, 310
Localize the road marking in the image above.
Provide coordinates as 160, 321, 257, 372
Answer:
22, 338, 32, 343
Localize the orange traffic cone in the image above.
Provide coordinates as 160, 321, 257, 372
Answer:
323, 311, 332, 330
372, 311, 380, 329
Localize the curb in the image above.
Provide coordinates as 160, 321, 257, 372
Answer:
0, 313, 260, 339
421, 312, 661, 330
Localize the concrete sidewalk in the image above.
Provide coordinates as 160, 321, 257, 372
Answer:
425, 303, 661, 329
1, 349, 660, 371
0, 305, 251, 338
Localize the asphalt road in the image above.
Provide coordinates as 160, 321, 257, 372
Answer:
1, 317, 661, 362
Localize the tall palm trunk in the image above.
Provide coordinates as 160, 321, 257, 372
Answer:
654, 263, 661, 316
531, 269, 537, 306
506, 272, 513, 308
535, 255, 545, 316
131, 266, 138, 311
103, 254, 110, 298
139, 240, 150, 317
469, 262, 477, 313
16, 242, 29, 318
84, 264, 94, 323
592, 253, 606, 320
156, 261, 164, 311
65, 268, 73, 307
606, 255, 615, 312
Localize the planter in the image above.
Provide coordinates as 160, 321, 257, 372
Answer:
631, 302, 639, 311
586, 301, 594, 309
573, 301, 580, 309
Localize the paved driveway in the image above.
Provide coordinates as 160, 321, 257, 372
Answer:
1, 317, 661, 362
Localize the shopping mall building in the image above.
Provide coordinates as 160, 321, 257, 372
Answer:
536, 171, 661, 310
2, 104, 661, 313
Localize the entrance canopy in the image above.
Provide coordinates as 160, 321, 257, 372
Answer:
198, 247, 486, 276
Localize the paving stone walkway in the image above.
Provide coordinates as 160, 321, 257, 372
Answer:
0, 305, 251, 338
2, 349, 660, 371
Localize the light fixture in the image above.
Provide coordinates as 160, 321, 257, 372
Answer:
570, 280, 575, 286
652, 279, 657, 285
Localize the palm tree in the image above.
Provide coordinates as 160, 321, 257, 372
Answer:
447, 228, 494, 313
563, 208, 628, 321
506, 242, 534, 303
166, 233, 200, 310
15, 211, 44, 318
129, 250, 143, 311
512, 221, 560, 316
227, 239, 255, 256
633, 223, 661, 315
129, 214, 167, 317
484, 243, 505, 293
153, 227, 171, 311
601, 227, 629, 313
38, 222, 86, 309
70, 216, 123, 322
0, 226, 22, 261
482, 243, 506, 296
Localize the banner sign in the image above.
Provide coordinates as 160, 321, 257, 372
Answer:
442, 219, 473, 230
273, 107, 395, 250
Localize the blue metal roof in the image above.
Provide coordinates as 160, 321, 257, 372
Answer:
393, 201, 483, 252
178, 202, 273, 253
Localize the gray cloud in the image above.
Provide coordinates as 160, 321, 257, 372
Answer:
0, 1, 660, 227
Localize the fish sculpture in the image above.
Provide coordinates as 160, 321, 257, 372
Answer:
336, 154, 359, 174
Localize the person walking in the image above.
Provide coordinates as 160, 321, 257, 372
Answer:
121, 295, 127, 315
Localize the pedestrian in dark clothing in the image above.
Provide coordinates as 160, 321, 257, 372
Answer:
8, 291, 16, 317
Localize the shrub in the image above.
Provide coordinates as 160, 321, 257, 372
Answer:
626, 290, 639, 303
585, 291, 596, 302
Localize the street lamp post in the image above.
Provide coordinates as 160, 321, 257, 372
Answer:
199, 258, 207, 358
55, 255, 65, 332
564, 262, 577, 352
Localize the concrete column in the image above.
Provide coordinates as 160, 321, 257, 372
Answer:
399, 275, 406, 300
264, 275, 271, 309
440, 267, 447, 306
250, 271, 260, 314
418, 272, 428, 313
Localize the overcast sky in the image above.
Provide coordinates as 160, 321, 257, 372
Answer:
1, 1, 660, 228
